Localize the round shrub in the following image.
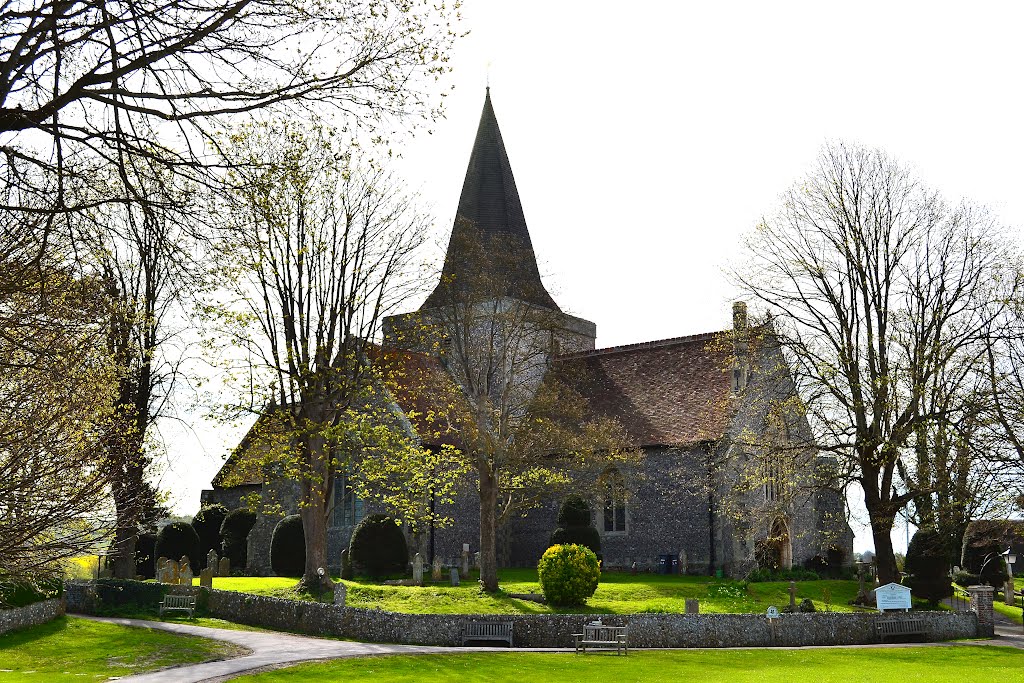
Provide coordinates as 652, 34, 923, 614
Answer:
557, 496, 591, 528
349, 514, 408, 578
550, 525, 601, 555
906, 527, 952, 604
154, 522, 201, 572
271, 514, 305, 576
191, 504, 227, 567
537, 543, 600, 606
135, 532, 157, 579
220, 508, 257, 570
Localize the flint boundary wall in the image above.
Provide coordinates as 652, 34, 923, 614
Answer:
0, 598, 65, 636
65, 580, 978, 648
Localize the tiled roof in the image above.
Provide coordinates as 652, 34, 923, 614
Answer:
422, 88, 560, 312
210, 348, 465, 488
556, 332, 734, 448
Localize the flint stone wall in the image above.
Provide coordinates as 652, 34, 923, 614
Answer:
65, 581, 977, 648
0, 598, 64, 636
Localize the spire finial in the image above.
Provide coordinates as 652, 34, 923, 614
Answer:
486, 61, 491, 93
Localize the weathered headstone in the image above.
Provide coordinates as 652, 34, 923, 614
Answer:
685, 598, 699, 614
199, 567, 213, 589
450, 568, 460, 587
169, 559, 180, 585
461, 549, 470, 578
180, 556, 193, 586
788, 581, 797, 611
473, 551, 481, 570
219, 557, 230, 577
432, 557, 443, 581
207, 550, 219, 576
334, 581, 347, 607
1006, 580, 1016, 606
156, 557, 168, 583
413, 553, 424, 585
679, 549, 687, 574
339, 549, 349, 578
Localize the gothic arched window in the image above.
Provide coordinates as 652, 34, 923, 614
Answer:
602, 468, 627, 534
331, 469, 364, 528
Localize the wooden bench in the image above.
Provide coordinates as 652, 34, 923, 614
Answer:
875, 616, 925, 642
461, 621, 513, 646
159, 593, 196, 618
573, 622, 628, 655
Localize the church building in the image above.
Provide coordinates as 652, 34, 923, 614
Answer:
204, 89, 853, 576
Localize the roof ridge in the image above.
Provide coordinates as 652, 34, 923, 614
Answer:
556, 330, 728, 359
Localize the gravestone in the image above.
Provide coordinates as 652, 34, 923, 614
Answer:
679, 549, 687, 574
219, 557, 230, 577
450, 568, 460, 587
461, 549, 470, 578
156, 557, 169, 583
339, 549, 348, 578
413, 553, 424, 585
685, 598, 699, 614
180, 564, 194, 587
432, 557, 443, 581
788, 581, 797, 611
207, 550, 219, 576
473, 552, 480, 570
334, 581, 347, 607
199, 568, 213, 589
169, 559, 180, 585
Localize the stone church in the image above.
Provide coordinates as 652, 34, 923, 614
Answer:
204, 89, 853, 576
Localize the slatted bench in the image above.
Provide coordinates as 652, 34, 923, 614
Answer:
573, 622, 628, 655
875, 616, 925, 642
159, 593, 196, 618
461, 621, 513, 646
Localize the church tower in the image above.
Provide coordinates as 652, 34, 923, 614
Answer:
386, 89, 596, 351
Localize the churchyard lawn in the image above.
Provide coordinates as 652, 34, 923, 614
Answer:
0, 615, 247, 680
229, 647, 1024, 683
197, 570, 864, 615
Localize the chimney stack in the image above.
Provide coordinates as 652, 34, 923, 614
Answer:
732, 302, 749, 392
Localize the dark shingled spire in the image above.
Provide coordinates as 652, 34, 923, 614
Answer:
422, 88, 560, 311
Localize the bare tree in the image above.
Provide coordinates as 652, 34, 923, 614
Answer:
0, 204, 116, 586
0, 0, 459, 217
395, 225, 637, 592
212, 123, 431, 590
734, 142, 1014, 583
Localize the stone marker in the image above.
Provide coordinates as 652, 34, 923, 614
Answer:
180, 556, 193, 586
679, 550, 687, 574
450, 567, 460, 587
1006, 579, 1016, 607
432, 557, 443, 581
473, 551, 481, 570
199, 568, 213, 589
788, 581, 797, 611
413, 553, 424, 585
461, 549, 470, 578
334, 581, 347, 607
169, 559, 180, 585
339, 549, 348, 577
219, 557, 230, 577
207, 550, 219, 576
685, 598, 699, 614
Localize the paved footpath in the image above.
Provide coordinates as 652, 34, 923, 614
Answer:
80, 614, 1024, 683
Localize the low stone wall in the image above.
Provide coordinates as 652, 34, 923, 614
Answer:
0, 598, 65, 636
64, 581, 979, 648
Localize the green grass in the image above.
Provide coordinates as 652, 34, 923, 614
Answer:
201, 571, 864, 615
0, 615, 247, 680
231, 647, 1024, 683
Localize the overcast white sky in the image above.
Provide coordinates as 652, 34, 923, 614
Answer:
163, 1, 1024, 555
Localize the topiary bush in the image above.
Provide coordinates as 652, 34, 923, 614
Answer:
154, 522, 201, 572
271, 514, 305, 576
135, 532, 158, 579
220, 508, 257, 570
537, 543, 600, 606
349, 514, 408, 579
557, 495, 591, 528
191, 504, 228, 567
905, 527, 952, 604
550, 496, 600, 555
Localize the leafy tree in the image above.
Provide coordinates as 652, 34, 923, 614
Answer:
733, 142, 1016, 584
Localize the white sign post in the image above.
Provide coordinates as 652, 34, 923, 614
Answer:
766, 605, 780, 620
873, 583, 912, 612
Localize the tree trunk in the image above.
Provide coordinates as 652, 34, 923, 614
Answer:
298, 434, 333, 593
479, 463, 499, 593
869, 511, 899, 585
110, 494, 139, 579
